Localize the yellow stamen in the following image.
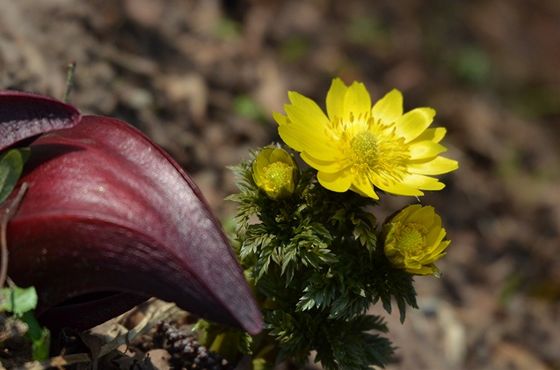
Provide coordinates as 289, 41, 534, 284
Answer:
264, 162, 292, 193
397, 224, 426, 256
351, 131, 378, 168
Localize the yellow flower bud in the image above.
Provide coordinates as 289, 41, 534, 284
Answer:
383, 205, 450, 276
252, 147, 298, 200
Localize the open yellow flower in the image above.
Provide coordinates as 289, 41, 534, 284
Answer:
383, 205, 450, 276
252, 147, 298, 200
273, 78, 458, 199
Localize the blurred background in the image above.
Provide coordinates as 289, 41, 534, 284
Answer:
1, 0, 559, 369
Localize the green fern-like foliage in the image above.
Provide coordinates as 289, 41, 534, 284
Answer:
223, 153, 418, 369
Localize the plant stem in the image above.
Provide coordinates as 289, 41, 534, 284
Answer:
0, 182, 28, 288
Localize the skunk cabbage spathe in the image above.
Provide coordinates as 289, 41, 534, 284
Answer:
0, 91, 263, 335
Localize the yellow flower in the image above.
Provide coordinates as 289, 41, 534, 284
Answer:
273, 78, 458, 199
383, 204, 450, 276
252, 147, 298, 200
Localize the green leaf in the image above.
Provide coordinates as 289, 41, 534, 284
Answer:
21, 311, 50, 360
313, 315, 393, 370
0, 148, 30, 203
0, 285, 38, 316
370, 264, 418, 323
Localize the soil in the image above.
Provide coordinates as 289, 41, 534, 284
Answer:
1, 0, 559, 369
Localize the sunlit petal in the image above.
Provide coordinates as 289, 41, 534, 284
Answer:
409, 141, 447, 160
395, 107, 436, 143
371, 89, 403, 125
301, 152, 344, 173
373, 175, 424, 196
285, 93, 330, 131
411, 127, 446, 144
406, 205, 435, 224
326, 78, 348, 121
343, 82, 371, 120
403, 174, 445, 191
317, 170, 354, 192
351, 174, 379, 199
278, 120, 334, 160
423, 241, 450, 264
408, 156, 459, 175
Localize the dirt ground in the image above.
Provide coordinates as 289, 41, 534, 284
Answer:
1, 0, 559, 369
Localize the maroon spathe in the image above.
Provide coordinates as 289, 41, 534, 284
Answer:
0, 91, 262, 335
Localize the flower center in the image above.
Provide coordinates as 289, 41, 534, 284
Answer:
350, 131, 378, 167
398, 224, 426, 255
264, 162, 292, 192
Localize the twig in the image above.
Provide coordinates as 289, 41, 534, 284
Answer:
80, 299, 181, 362
63, 61, 77, 103
0, 183, 29, 288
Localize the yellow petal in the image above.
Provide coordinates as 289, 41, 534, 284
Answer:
409, 141, 447, 160
269, 148, 291, 163
274, 111, 307, 152
405, 205, 435, 225
264, 147, 277, 162
317, 170, 354, 192
350, 175, 379, 199
252, 161, 265, 187
426, 228, 447, 254
278, 117, 335, 160
425, 217, 443, 245
326, 78, 348, 120
395, 107, 436, 143
372, 175, 424, 196
423, 241, 450, 264
408, 157, 459, 175
253, 149, 274, 187
394, 204, 422, 223
303, 140, 340, 161
301, 152, 344, 173
406, 265, 438, 275
405, 259, 424, 268
281, 92, 346, 158
403, 174, 445, 191
371, 89, 403, 125
277, 123, 317, 155
411, 127, 446, 143
286, 92, 331, 128
273, 112, 288, 126
343, 81, 371, 120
